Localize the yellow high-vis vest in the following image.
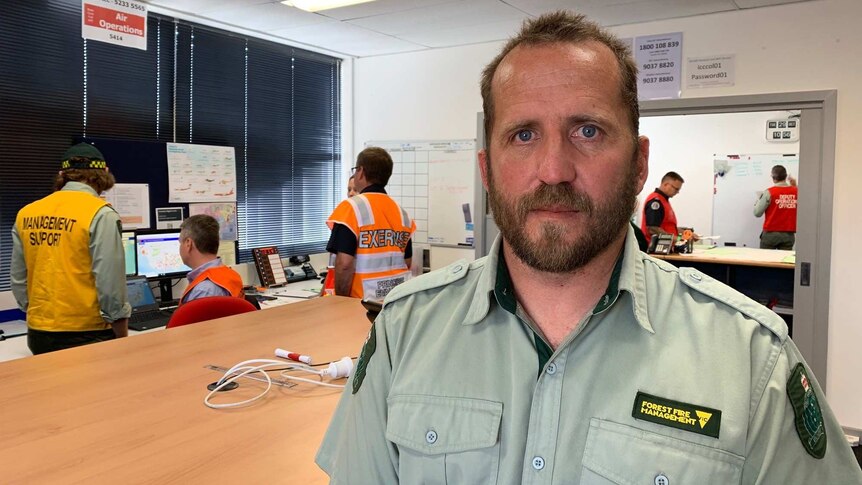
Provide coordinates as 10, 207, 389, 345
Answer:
327, 193, 416, 300
16, 190, 111, 331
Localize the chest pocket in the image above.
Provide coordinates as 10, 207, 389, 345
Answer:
581, 418, 743, 485
386, 394, 502, 485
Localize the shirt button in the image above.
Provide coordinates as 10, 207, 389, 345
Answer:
546, 363, 557, 375
689, 272, 702, 282
451, 264, 463, 273
655, 474, 669, 485
425, 430, 437, 444
532, 456, 545, 470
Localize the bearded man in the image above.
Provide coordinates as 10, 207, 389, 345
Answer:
316, 11, 862, 485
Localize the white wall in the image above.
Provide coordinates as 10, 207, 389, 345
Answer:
353, 0, 862, 428
638, 111, 799, 236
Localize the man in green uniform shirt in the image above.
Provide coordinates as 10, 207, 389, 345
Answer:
317, 11, 862, 484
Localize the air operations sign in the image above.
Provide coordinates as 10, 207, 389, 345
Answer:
82, 0, 148, 51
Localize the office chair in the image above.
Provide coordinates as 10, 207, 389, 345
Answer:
166, 296, 257, 329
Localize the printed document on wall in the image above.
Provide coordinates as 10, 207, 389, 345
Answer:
189, 202, 238, 241
101, 183, 150, 229
167, 143, 237, 203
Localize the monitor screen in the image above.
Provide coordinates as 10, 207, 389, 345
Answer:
121, 231, 136, 276
134, 229, 191, 278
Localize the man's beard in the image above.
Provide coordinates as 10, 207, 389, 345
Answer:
487, 151, 640, 273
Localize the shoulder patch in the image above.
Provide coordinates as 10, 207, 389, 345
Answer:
352, 322, 376, 394
676, 267, 788, 341
650, 200, 661, 210
383, 259, 474, 305
787, 363, 826, 458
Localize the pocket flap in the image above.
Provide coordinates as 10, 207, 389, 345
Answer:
583, 418, 744, 485
386, 395, 502, 455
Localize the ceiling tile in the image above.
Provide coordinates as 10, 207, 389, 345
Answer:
348, 0, 525, 36
399, 17, 526, 48
206, 2, 326, 31
314, 0, 459, 21
271, 19, 428, 57
148, 0, 271, 15
733, 0, 808, 7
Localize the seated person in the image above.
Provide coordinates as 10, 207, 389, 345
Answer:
178, 215, 243, 305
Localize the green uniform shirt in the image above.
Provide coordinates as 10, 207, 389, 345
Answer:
317, 226, 862, 484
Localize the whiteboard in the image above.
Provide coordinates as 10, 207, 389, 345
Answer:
369, 140, 476, 247
712, 154, 798, 248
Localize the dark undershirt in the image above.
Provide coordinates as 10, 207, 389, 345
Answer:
644, 189, 669, 227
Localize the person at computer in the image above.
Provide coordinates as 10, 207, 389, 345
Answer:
11, 142, 131, 354
754, 164, 798, 250
326, 147, 416, 300
316, 11, 862, 483
177, 214, 243, 305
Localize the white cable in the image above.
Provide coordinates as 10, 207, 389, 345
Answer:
204, 358, 353, 409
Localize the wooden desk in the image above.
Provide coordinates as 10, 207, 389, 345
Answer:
653, 246, 796, 332
0, 296, 368, 484
654, 246, 795, 269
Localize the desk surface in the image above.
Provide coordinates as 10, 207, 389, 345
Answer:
0, 296, 367, 484
654, 246, 795, 269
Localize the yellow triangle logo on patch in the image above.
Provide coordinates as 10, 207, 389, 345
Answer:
696, 410, 712, 429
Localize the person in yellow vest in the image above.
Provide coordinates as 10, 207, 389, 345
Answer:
326, 147, 416, 300
11, 142, 131, 355
177, 214, 244, 305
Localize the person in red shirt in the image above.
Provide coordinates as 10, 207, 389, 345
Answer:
754, 164, 798, 250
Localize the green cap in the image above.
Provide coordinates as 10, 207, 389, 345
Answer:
61, 143, 107, 170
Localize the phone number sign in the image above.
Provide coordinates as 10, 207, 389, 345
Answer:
82, 0, 148, 51
635, 32, 682, 100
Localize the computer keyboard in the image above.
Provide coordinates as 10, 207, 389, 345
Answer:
128, 309, 173, 331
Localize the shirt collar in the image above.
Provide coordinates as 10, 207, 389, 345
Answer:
361, 184, 387, 194
463, 225, 654, 334
61, 181, 99, 197
187, 257, 223, 282
654, 188, 670, 200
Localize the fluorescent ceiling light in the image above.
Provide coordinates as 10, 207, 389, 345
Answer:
281, 0, 376, 13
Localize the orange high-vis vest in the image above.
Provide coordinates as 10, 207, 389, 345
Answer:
16, 190, 111, 331
641, 191, 678, 241
763, 185, 798, 232
180, 265, 244, 305
327, 193, 416, 300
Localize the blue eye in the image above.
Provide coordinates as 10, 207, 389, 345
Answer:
516, 130, 533, 142
581, 125, 598, 138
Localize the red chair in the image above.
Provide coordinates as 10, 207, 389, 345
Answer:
166, 296, 257, 329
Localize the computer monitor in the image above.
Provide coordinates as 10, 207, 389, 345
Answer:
135, 229, 191, 302
121, 231, 136, 276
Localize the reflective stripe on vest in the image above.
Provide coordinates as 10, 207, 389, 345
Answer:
16, 191, 110, 331
327, 193, 416, 299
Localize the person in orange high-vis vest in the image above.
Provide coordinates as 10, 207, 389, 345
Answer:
641, 171, 685, 242
326, 147, 416, 301
11, 143, 131, 355
754, 164, 798, 250
178, 215, 244, 305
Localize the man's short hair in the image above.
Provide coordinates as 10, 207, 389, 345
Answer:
661, 171, 684, 184
357, 147, 393, 186
480, 11, 639, 150
180, 214, 220, 255
771, 165, 788, 182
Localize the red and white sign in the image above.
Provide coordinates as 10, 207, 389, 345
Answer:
82, 0, 148, 51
